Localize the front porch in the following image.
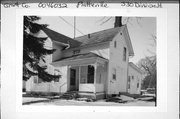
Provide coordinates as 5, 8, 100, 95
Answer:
52, 53, 108, 99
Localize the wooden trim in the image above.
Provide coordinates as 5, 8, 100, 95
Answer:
94, 63, 97, 93
62, 41, 110, 53
78, 91, 105, 94
79, 66, 81, 90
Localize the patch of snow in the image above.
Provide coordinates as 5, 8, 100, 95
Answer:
29, 99, 155, 106
23, 97, 49, 103
119, 95, 134, 101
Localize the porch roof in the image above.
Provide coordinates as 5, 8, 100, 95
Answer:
51, 53, 108, 67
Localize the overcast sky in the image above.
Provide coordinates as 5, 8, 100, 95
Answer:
39, 16, 156, 64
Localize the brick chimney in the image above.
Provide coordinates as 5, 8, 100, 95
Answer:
88, 34, 90, 38
114, 16, 122, 27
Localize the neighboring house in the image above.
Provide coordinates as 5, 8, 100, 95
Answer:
127, 62, 143, 94
25, 25, 143, 99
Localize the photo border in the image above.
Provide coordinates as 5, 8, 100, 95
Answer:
15, 8, 167, 113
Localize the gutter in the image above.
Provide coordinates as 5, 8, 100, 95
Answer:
62, 41, 110, 53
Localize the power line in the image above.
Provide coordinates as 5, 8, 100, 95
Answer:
58, 16, 85, 36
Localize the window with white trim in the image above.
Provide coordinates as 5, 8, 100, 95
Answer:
34, 76, 42, 83
123, 47, 127, 61
137, 82, 139, 88
34, 76, 38, 83
80, 65, 94, 84
73, 49, 80, 55
54, 69, 60, 82
112, 68, 116, 80
128, 76, 131, 89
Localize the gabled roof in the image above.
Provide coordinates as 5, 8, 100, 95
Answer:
73, 25, 134, 56
42, 27, 81, 48
129, 62, 143, 74
42, 26, 134, 56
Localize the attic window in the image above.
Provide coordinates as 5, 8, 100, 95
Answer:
88, 34, 91, 38
114, 41, 117, 48
73, 50, 80, 55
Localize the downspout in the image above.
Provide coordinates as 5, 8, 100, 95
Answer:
93, 63, 97, 100
126, 55, 129, 93
79, 66, 81, 91
48, 83, 50, 93
65, 41, 70, 49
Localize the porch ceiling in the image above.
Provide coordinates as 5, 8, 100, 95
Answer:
51, 53, 108, 67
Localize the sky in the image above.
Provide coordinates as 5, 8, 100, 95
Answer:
39, 16, 156, 64
0, 19, 1, 66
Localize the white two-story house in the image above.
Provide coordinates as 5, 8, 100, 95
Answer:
25, 25, 143, 99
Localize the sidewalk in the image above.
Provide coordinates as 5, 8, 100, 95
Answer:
23, 97, 51, 105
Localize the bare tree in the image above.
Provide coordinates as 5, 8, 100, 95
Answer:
138, 56, 156, 89
97, 16, 142, 27
137, 34, 157, 105
138, 34, 156, 89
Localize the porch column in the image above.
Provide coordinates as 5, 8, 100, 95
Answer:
79, 66, 81, 87
93, 63, 97, 93
67, 65, 71, 91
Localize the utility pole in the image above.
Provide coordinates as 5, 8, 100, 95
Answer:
74, 16, 76, 39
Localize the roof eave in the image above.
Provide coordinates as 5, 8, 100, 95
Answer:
52, 40, 69, 47
62, 41, 110, 53
123, 25, 135, 57
51, 55, 108, 67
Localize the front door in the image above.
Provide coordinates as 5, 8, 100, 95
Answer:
70, 68, 76, 91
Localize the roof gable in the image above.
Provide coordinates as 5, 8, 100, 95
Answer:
129, 62, 143, 74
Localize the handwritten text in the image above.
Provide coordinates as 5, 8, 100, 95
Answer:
120, 2, 162, 8
2, 2, 30, 8
38, 2, 67, 8
76, 1, 108, 8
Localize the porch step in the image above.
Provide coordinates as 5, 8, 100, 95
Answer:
60, 91, 78, 100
